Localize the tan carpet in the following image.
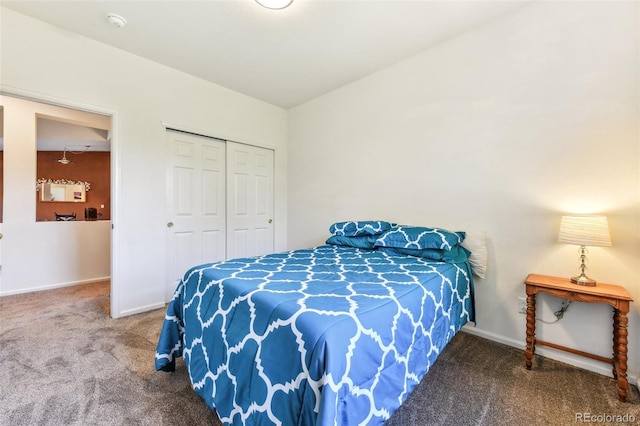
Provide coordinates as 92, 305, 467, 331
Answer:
0, 282, 219, 426
1, 281, 638, 425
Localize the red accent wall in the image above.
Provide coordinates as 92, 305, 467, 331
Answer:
36, 151, 110, 222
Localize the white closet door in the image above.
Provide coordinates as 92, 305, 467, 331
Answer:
226, 141, 274, 259
165, 131, 226, 300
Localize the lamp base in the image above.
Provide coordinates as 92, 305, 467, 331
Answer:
571, 274, 596, 286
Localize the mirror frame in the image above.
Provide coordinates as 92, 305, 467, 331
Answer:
36, 178, 91, 203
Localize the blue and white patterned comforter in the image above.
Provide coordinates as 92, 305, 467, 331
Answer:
155, 245, 474, 425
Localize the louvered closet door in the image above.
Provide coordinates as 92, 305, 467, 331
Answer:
226, 141, 274, 259
165, 131, 226, 300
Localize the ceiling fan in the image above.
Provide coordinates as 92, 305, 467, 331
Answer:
57, 145, 90, 165
58, 149, 71, 164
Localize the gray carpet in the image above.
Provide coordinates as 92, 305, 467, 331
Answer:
1, 281, 638, 425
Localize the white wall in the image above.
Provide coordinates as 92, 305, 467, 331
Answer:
288, 2, 640, 383
0, 7, 288, 316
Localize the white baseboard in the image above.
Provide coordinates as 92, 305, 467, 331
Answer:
113, 302, 167, 318
0, 276, 111, 297
461, 324, 638, 387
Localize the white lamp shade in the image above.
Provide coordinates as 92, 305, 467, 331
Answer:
557, 215, 612, 247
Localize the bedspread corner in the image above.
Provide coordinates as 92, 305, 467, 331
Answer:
154, 284, 185, 372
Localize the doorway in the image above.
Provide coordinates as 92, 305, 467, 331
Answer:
0, 94, 113, 301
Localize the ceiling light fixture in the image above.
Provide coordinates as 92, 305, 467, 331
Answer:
58, 149, 71, 165
58, 146, 90, 165
255, 0, 293, 10
106, 13, 127, 29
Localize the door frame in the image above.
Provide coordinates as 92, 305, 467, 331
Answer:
0, 86, 120, 317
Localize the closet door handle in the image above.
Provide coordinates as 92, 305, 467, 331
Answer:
0, 232, 3, 239
268, 219, 273, 224
167, 222, 174, 228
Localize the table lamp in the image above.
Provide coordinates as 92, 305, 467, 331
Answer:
557, 215, 611, 286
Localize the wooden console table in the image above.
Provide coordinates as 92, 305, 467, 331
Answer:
524, 273, 633, 402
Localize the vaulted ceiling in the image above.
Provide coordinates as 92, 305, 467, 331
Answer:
2, 0, 530, 109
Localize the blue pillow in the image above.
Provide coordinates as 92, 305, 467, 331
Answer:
374, 226, 465, 251
329, 221, 394, 237
325, 235, 378, 250
377, 247, 446, 261
378, 245, 470, 263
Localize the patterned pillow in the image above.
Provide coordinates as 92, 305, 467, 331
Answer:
325, 235, 378, 250
378, 245, 470, 263
374, 226, 465, 251
329, 220, 394, 237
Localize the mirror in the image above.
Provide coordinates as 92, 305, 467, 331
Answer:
37, 179, 89, 202
41, 183, 85, 202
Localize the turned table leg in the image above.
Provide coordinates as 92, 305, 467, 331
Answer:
612, 309, 619, 379
525, 293, 536, 370
613, 308, 629, 402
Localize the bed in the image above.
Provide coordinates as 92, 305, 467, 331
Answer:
156, 222, 476, 425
